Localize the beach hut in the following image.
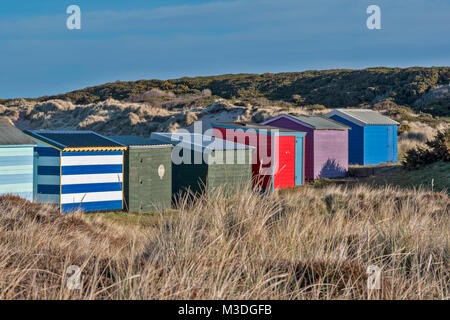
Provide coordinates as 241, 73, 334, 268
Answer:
108, 136, 173, 212
0, 118, 36, 201
325, 109, 399, 165
24, 130, 127, 213
211, 122, 306, 191
150, 132, 254, 199
261, 115, 350, 179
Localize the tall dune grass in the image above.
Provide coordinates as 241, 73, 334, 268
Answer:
0, 183, 448, 300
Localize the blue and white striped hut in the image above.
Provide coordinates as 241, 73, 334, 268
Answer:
24, 130, 127, 213
0, 118, 36, 201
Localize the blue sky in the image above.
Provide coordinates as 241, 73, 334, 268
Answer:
0, 0, 449, 99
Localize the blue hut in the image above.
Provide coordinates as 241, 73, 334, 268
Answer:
24, 130, 127, 213
325, 109, 399, 165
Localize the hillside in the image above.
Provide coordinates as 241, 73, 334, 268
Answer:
5, 67, 448, 117
366, 161, 450, 192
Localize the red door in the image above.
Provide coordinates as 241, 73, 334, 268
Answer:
273, 136, 295, 189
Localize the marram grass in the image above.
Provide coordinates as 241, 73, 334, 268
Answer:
0, 183, 448, 300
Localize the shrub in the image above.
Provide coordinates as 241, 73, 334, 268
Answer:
373, 99, 398, 111
291, 94, 305, 105
397, 124, 411, 135
201, 89, 212, 97
402, 129, 450, 170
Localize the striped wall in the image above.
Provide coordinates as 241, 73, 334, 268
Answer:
34, 140, 61, 204
0, 146, 34, 201
60, 151, 123, 213
32, 138, 124, 213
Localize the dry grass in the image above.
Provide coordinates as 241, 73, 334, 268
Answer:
0, 183, 448, 300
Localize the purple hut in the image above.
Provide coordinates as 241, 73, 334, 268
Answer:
261, 115, 350, 179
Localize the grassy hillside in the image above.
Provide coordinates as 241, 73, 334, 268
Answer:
366, 162, 450, 193
8, 67, 448, 117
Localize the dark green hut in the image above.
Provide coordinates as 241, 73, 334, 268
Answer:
150, 133, 254, 199
109, 136, 172, 212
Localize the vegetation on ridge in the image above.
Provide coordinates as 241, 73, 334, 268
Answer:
5, 67, 448, 117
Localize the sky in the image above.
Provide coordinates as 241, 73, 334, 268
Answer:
0, 0, 449, 99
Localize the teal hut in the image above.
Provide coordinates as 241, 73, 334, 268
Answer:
0, 118, 36, 201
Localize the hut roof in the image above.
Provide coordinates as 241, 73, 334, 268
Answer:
263, 115, 350, 130
24, 130, 126, 151
0, 118, 36, 146
109, 136, 172, 148
325, 109, 399, 126
150, 132, 254, 151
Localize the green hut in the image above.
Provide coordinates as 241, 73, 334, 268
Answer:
109, 136, 172, 212
150, 133, 254, 199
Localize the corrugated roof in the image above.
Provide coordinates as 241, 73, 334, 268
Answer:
150, 132, 254, 151
290, 115, 350, 130
0, 118, 36, 146
109, 136, 172, 148
25, 130, 126, 151
325, 109, 399, 126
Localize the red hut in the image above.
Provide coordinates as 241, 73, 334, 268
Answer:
212, 122, 306, 191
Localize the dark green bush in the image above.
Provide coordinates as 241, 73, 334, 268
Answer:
402, 129, 450, 170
